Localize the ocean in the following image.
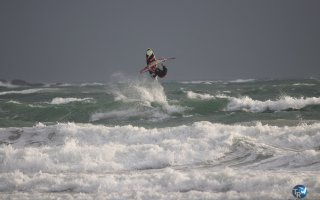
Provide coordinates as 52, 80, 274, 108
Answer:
0, 77, 319, 199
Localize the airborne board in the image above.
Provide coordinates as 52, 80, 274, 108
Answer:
140, 57, 176, 74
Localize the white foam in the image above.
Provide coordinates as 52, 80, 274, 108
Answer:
0, 88, 44, 96
229, 79, 255, 83
49, 97, 94, 105
6, 100, 22, 104
111, 78, 167, 105
91, 109, 140, 120
226, 96, 320, 112
1, 122, 319, 172
56, 83, 74, 87
0, 122, 319, 199
90, 108, 170, 122
293, 83, 316, 86
180, 81, 215, 84
80, 82, 104, 87
0, 81, 19, 88
0, 167, 317, 199
186, 91, 228, 100
186, 91, 215, 100
0, 167, 318, 199
28, 104, 45, 108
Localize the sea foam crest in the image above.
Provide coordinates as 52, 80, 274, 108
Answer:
0, 121, 319, 173
0, 81, 19, 88
0, 122, 320, 199
6, 100, 22, 104
226, 96, 320, 112
91, 76, 185, 121
228, 79, 255, 83
292, 83, 316, 86
186, 91, 216, 100
0, 88, 44, 96
186, 90, 320, 112
179, 80, 215, 84
90, 107, 170, 122
50, 97, 94, 105
0, 167, 318, 199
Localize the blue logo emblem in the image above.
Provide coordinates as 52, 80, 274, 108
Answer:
292, 185, 308, 199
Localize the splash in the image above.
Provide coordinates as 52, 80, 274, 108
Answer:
111, 76, 167, 106
91, 75, 185, 122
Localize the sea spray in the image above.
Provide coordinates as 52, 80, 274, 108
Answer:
91, 76, 186, 122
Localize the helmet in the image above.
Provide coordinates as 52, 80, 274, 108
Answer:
146, 48, 153, 56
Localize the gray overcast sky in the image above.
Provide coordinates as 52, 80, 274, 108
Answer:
0, 0, 320, 82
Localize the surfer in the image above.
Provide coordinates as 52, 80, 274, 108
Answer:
146, 48, 168, 78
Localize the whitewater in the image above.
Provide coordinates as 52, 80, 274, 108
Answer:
0, 78, 320, 199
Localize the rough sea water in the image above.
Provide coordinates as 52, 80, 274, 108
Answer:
0, 77, 319, 199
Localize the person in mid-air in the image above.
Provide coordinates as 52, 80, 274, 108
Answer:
145, 48, 168, 78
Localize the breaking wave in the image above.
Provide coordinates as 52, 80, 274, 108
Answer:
1, 121, 319, 173
6, 100, 22, 104
185, 90, 320, 113
0, 88, 44, 96
0, 81, 19, 88
90, 107, 170, 122
186, 91, 216, 100
179, 80, 216, 84
226, 96, 320, 112
50, 97, 94, 105
0, 121, 319, 199
293, 83, 316, 86
228, 79, 255, 83
0, 168, 317, 199
80, 82, 104, 87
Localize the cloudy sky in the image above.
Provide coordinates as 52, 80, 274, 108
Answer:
1, 0, 319, 82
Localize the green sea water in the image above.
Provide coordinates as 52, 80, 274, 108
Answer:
0, 78, 319, 128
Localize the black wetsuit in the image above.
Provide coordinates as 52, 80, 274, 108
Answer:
146, 52, 168, 78
154, 65, 167, 78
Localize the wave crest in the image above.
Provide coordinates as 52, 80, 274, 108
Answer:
50, 97, 94, 105
226, 96, 320, 112
0, 88, 44, 96
186, 91, 216, 100
1, 121, 319, 173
